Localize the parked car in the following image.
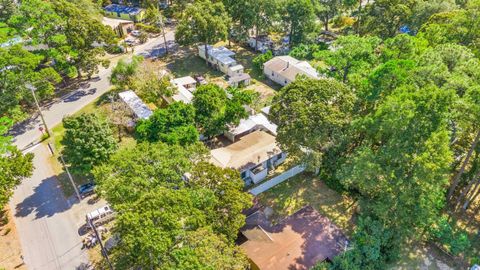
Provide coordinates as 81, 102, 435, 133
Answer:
78, 182, 95, 198
86, 205, 115, 227
194, 74, 207, 85
131, 30, 141, 37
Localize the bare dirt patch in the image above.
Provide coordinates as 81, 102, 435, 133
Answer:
0, 207, 26, 270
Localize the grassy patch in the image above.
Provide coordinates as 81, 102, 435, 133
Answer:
257, 172, 356, 235
46, 90, 136, 197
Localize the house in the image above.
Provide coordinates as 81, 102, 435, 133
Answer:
118, 90, 152, 123
170, 76, 196, 104
198, 45, 245, 77
104, 4, 145, 22
239, 206, 348, 270
263, 56, 320, 86
224, 113, 277, 142
228, 73, 251, 88
102, 17, 134, 37
210, 130, 285, 185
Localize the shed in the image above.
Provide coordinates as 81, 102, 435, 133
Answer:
228, 73, 251, 87
118, 90, 153, 120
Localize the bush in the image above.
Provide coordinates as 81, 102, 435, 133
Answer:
289, 43, 328, 60
430, 216, 471, 256
252, 50, 273, 72
332, 16, 355, 28
135, 23, 161, 34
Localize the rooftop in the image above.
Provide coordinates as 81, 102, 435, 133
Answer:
118, 90, 153, 120
264, 56, 320, 82
227, 113, 277, 137
240, 206, 348, 270
199, 45, 237, 65
172, 76, 196, 87
104, 4, 143, 15
228, 73, 251, 84
210, 130, 281, 171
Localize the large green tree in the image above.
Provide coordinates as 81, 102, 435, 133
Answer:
192, 84, 252, 138
136, 102, 199, 145
282, 0, 316, 45
0, 117, 34, 207
93, 142, 251, 269
339, 86, 454, 241
270, 77, 356, 168
175, 0, 231, 65
61, 113, 117, 175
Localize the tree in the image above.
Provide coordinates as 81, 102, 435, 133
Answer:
136, 102, 199, 145
0, 117, 34, 207
175, 0, 231, 65
252, 50, 273, 72
282, 0, 316, 46
61, 113, 117, 175
0, 45, 62, 122
313, 0, 342, 31
359, 0, 416, 38
192, 84, 252, 138
338, 86, 454, 242
110, 56, 143, 89
9, 0, 116, 79
189, 162, 252, 241
270, 77, 356, 168
223, 0, 278, 48
93, 142, 249, 269
419, 1, 480, 56
0, 0, 16, 22
408, 0, 457, 33
314, 35, 381, 83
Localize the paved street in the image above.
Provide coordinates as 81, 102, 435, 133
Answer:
9, 29, 175, 270
11, 30, 175, 151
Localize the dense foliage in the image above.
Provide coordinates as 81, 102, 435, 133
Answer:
136, 102, 198, 145
62, 113, 117, 175
0, 117, 34, 207
93, 142, 251, 269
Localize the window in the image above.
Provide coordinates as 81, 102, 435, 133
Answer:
284, 80, 287, 84
241, 171, 247, 179
277, 153, 283, 160
271, 72, 274, 76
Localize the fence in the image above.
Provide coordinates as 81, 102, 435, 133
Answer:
249, 165, 306, 196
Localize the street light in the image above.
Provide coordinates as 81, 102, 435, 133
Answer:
26, 84, 51, 137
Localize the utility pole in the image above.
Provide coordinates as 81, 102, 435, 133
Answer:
157, 3, 168, 55
58, 153, 82, 202
26, 84, 51, 137
88, 219, 114, 270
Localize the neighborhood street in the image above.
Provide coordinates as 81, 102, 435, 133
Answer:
9, 30, 175, 270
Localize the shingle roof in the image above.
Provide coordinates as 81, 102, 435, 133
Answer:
210, 130, 281, 171
241, 206, 348, 270
264, 56, 320, 82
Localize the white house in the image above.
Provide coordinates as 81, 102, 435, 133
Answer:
224, 112, 277, 142
210, 130, 286, 185
171, 76, 196, 104
198, 45, 245, 77
263, 55, 320, 86
118, 90, 153, 122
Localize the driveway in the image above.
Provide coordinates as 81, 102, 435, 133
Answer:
9, 27, 176, 269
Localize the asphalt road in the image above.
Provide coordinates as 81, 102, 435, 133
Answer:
11, 30, 175, 151
9, 30, 175, 270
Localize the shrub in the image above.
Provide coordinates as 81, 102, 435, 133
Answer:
430, 215, 471, 256
252, 50, 273, 72
135, 23, 161, 33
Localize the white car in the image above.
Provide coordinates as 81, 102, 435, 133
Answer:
131, 30, 141, 37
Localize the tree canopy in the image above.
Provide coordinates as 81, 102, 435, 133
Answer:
61, 113, 117, 175
0, 117, 34, 207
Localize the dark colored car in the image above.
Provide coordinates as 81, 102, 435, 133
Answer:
78, 182, 95, 198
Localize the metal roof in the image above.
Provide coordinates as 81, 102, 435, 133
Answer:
118, 90, 153, 120
104, 4, 142, 15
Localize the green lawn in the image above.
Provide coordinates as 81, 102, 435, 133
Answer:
257, 172, 357, 235
46, 90, 137, 197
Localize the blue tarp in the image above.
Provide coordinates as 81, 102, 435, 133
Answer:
104, 4, 141, 15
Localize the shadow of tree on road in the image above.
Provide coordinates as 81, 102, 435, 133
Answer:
15, 176, 77, 219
